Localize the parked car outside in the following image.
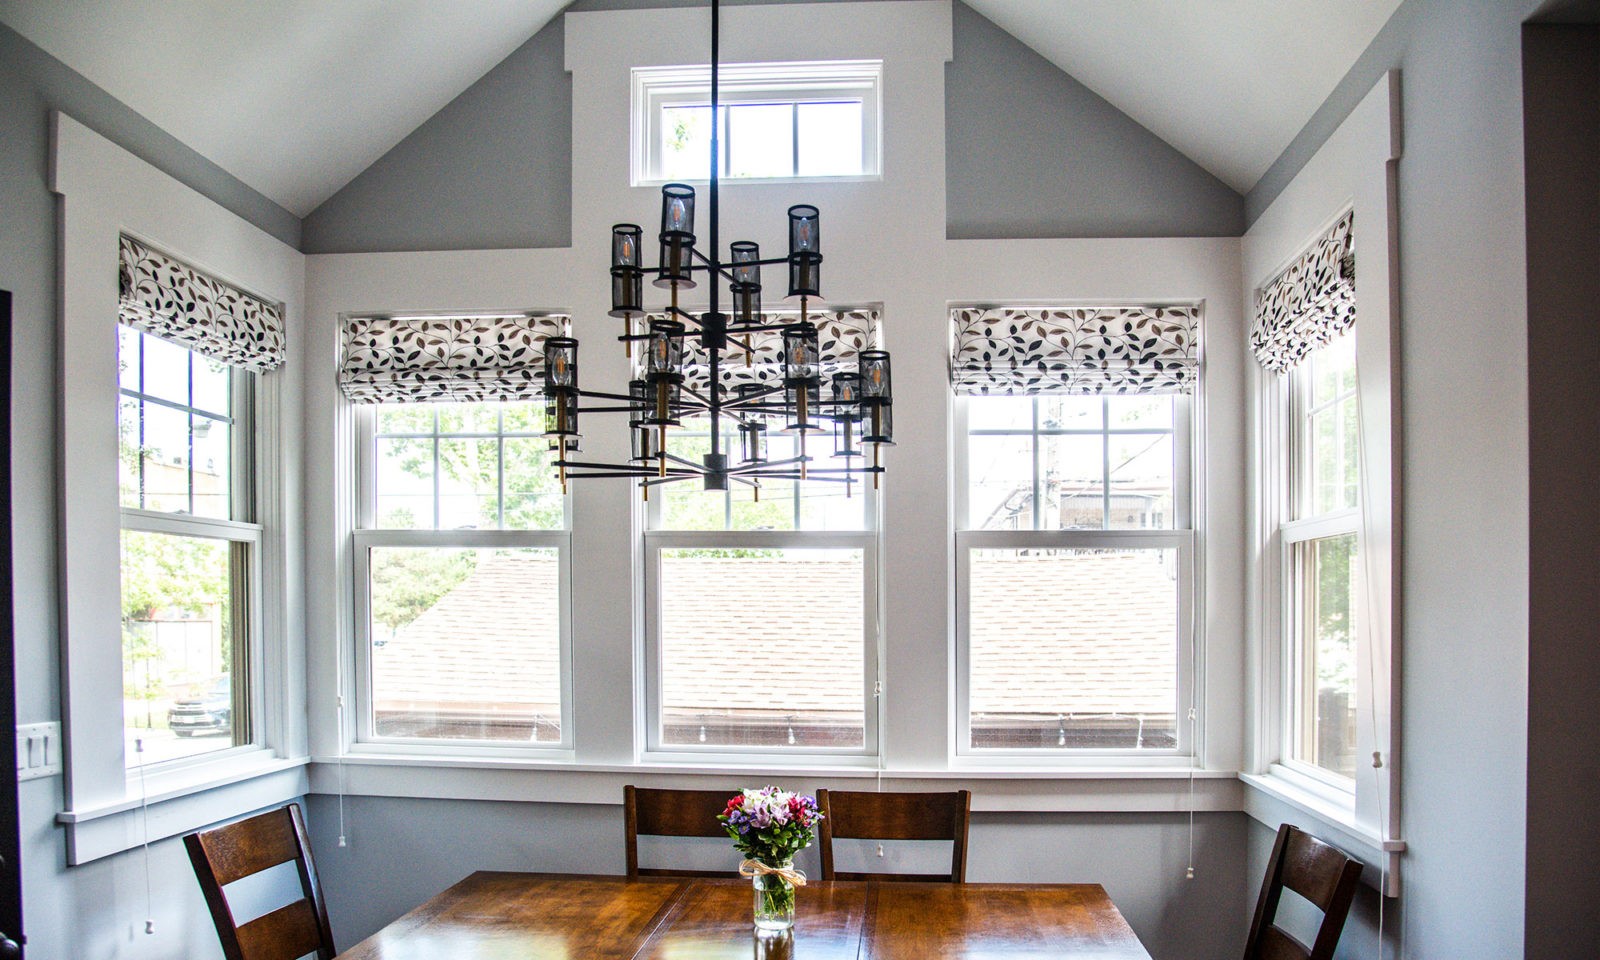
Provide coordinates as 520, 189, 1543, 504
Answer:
167, 675, 232, 738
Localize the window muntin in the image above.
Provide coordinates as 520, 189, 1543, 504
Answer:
634, 61, 882, 184
117, 328, 257, 767
356, 399, 572, 750
1281, 331, 1360, 784
956, 392, 1194, 754
965, 396, 1178, 532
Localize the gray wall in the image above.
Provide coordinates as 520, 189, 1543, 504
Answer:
945, 1, 1243, 239
300, 0, 1245, 253
305, 794, 1249, 960
1523, 20, 1600, 960
1245, 0, 1585, 956
0, 22, 300, 959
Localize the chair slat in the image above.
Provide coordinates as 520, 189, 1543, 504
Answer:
1243, 823, 1362, 960
817, 789, 970, 883
624, 785, 738, 881
235, 900, 324, 960
1280, 831, 1355, 910
194, 808, 301, 887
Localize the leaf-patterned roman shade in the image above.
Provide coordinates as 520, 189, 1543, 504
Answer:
118, 234, 286, 370
1251, 211, 1355, 373
950, 304, 1199, 396
643, 308, 880, 396
339, 313, 570, 404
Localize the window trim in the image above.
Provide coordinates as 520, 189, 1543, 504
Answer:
631, 59, 884, 186
350, 403, 576, 756
952, 393, 1199, 761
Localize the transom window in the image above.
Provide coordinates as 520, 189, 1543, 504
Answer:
633, 61, 882, 184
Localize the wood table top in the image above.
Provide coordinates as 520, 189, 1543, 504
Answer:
334, 871, 1153, 959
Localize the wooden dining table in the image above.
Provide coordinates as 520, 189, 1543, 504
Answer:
334, 871, 1153, 959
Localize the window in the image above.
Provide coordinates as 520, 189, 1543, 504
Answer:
643, 312, 881, 756
1281, 332, 1359, 784
119, 327, 260, 767
951, 305, 1198, 755
343, 314, 572, 750
633, 61, 882, 184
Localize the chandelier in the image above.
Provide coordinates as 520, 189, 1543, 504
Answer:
543, 0, 893, 499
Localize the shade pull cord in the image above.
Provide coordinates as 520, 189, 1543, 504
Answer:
1355, 385, 1393, 953
337, 694, 348, 847
135, 737, 155, 935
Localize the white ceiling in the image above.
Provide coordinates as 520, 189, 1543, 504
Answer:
0, 0, 1403, 216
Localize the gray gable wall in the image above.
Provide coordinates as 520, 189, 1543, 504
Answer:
300, 1, 1245, 254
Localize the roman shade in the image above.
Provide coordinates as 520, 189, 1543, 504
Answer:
1251, 210, 1355, 373
949, 304, 1198, 396
645, 308, 880, 396
339, 313, 570, 404
118, 234, 286, 370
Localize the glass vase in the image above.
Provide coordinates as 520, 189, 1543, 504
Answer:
751, 858, 797, 932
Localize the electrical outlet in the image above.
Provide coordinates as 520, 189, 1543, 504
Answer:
17, 722, 62, 781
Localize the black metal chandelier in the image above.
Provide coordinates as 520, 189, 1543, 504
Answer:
543, 0, 893, 499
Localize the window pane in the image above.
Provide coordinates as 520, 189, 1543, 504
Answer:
968, 547, 1178, 750
140, 334, 192, 406
436, 403, 499, 435
118, 326, 140, 392
122, 530, 244, 766
796, 101, 862, 176
660, 105, 713, 181
375, 437, 434, 528
967, 434, 1033, 530
658, 548, 864, 748
138, 401, 193, 514
727, 103, 794, 178
118, 396, 142, 509
1106, 395, 1172, 430
376, 404, 435, 435
967, 395, 1034, 431
369, 548, 563, 743
1297, 534, 1358, 779
502, 438, 564, 530
437, 438, 500, 529
1107, 433, 1173, 530
190, 413, 232, 519
191, 355, 231, 416
1041, 434, 1104, 530
1304, 333, 1358, 515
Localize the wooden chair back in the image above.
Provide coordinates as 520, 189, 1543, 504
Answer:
816, 788, 971, 882
1244, 823, 1364, 960
184, 802, 335, 960
623, 784, 739, 880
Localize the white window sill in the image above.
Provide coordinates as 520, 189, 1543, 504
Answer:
1240, 771, 1405, 895
57, 753, 309, 865
310, 753, 1242, 813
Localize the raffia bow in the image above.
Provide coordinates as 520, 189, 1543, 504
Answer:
739, 859, 808, 887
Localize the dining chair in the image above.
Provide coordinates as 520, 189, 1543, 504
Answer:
623, 784, 740, 880
184, 802, 337, 960
1244, 823, 1364, 960
816, 788, 971, 882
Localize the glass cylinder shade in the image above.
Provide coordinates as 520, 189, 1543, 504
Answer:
783, 322, 821, 384
787, 205, 820, 255
656, 237, 695, 288
544, 391, 579, 438
612, 223, 642, 268
730, 241, 762, 287
862, 400, 893, 445
543, 337, 578, 392
787, 253, 822, 298
610, 267, 643, 316
740, 420, 768, 463
833, 417, 860, 459
858, 350, 892, 401
660, 184, 696, 239
628, 378, 650, 425
831, 372, 862, 421
631, 422, 659, 461
645, 321, 685, 380
731, 285, 762, 325
785, 381, 822, 433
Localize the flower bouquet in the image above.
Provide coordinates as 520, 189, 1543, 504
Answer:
718, 786, 823, 931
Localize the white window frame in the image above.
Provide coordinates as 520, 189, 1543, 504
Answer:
952, 393, 1199, 762
632, 60, 883, 186
118, 341, 266, 771
1276, 338, 1362, 794
640, 447, 881, 761
350, 400, 575, 757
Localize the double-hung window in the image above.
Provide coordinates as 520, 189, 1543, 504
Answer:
643, 309, 881, 756
116, 235, 283, 769
633, 61, 882, 184
1253, 211, 1370, 794
342, 314, 572, 750
951, 305, 1199, 755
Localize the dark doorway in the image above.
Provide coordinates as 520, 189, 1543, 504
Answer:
0, 289, 23, 955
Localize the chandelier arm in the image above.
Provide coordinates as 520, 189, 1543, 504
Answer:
569, 404, 638, 414
728, 454, 808, 472
641, 474, 698, 488
554, 457, 697, 473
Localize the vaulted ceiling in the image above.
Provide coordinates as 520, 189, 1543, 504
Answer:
0, 0, 1403, 217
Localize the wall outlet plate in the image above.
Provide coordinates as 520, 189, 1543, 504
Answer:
17, 722, 62, 781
